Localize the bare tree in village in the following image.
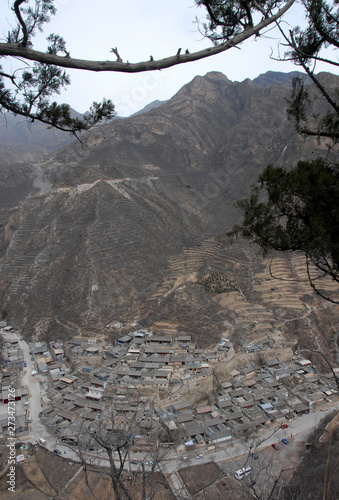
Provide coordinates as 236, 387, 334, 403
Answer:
59, 396, 186, 499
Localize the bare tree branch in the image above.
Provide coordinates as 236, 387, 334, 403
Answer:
300, 346, 339, 392
13, 0, 29, 46
0, 0, 295, 74
306, 255, 339, 305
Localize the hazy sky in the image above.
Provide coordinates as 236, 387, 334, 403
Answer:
4, 0, 337, 116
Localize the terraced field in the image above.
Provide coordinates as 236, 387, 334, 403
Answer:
149, 237, 339, 352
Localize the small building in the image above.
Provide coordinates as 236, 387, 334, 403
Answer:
36, 359, 48, 373
266, 358, 281, 369
86, 389, 103, 401
293, 403, 310, 416
172, 400, 191, 414
84, 346, 100, 356
59, 375, 78, 385
58, 410, 75, 422
87, 401, 104, 412
117, 335, 133, 345
146, 336, 173, 345
29, 342, 48, 356
297, 359, 312, 368
209, 429, 233, 445
177, 336, 192, 345
93, 371, 110, 381
196, 405, 212, 415
217, 399, 233, 410
81, 365, 94, 374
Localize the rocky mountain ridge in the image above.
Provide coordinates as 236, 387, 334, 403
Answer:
0, 70, 338, 347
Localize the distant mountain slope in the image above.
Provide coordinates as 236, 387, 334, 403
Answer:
0, 70, 338, 341
0, 109, 83, 162
0, 102, 166, 163
252, 70, 305, 87
131, 99, 168, 116
0, 71, 304, 162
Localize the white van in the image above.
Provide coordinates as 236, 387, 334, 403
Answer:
39, 437, 47, 446
235, 466, 251, 480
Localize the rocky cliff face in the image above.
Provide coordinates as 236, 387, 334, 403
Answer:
0, 71, 338, 342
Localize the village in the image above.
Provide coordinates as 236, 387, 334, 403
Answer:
1, 319, 338, 460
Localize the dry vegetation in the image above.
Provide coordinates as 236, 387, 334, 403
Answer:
282, 413, 339, 500
179, 462, 224, 496
0, 445, 173, 500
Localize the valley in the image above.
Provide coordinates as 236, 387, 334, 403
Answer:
0, 70, 339, 498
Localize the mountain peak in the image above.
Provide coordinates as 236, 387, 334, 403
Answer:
1, 71, 339, 339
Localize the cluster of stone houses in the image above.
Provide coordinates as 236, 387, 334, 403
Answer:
0, 368, 29, 440
155, 356, 336, 449
1, 323, 338, 453
1, 326, 24, 368
28, 340, 67, 377
0, 329, 69, 443
41, 332, 232, 447
38, 332, 338, 452
0, 327, 29, 442
64, 332, 231, 390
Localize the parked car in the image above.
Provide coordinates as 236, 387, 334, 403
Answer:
24, 362, 27, 367
54, 449, 61, 455
182, 456, 188, 461
281, 424, 289, 429
195, 454, 204, 459
281, 438, 289, 445
251, 453, 258, 460
145, 461, 153, 466
31, 357, 34, 361
130, 459, 139, 464
271, 443, 279, 450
